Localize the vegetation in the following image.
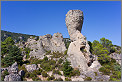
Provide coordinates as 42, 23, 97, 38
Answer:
1, 37, 23, 67
84, 77, 92, 81
53, 69, 62, 75
1, 30, 38, 43
1, 70, 9, 81
65, 77, 71, 81
42, 71, 48, 77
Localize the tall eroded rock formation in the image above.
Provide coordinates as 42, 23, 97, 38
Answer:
65, 10, 92, 72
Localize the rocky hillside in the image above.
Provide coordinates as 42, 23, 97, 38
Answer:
1, 10, 121, 81
1, 30, 39, 43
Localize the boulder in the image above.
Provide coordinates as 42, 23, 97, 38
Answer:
90, 61, 102, 70
4, 74, 21, 81
25, 64, 38, 72
8, 62, 18, 74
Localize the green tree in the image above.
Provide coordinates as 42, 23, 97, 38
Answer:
63, 60, 73, 77
100, 37, 113, 52
1, 37, 15, 56
1, 45, 23, 67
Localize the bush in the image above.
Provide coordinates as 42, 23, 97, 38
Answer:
53, 69, 62, 75
94, 72, 98, 76
46, 50, 51, 55
63, 60, 73, 77
70, 69, 80, 76
32, 77, 41, 81
64, 50, 67, 55
25, 72, 30, 78
99, 66, 111, 75
65, 77, 71, 81
58, 58, 63, 64
42, 71, 48, 77
84, 77, 92, 81
3, 70, 9, 75
47, 75, 55, 81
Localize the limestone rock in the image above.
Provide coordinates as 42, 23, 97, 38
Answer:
65, 10, 92, 72
67, 40, 88, 71
4, 74, 21, 81
25, 64, 38, 72
65, 10, 84, 41
8, 62, 18, 74
39, 32, 66, 53
110, 53, 121, 65
90, 61, 102, 70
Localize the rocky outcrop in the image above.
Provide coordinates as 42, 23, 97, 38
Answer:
4, 62, 21, 81
25, 64, 38, 72
110, 53, 121, 65
4, 74, 21, 81
40, 32, 66, 53
8, 62, 18, 74
25, 33, 66, 59
65, 10, 92, 72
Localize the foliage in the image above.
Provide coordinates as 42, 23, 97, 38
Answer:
47, 75, 55, 81
1, 70, 9, 81
58, 58, 63, 64
53, 69, 62, 75
46, 50, 51, 55
50, 51, 65, 58
94, 72, 98, 76
70, 69, 80, 76
84, 77, 92, 81
64, 50, 68, 55
32, 77, 41, 81
65, 77, 71, 81
63, 38, 71, 49
24, 47, 31, 59
63, 60, 73, 77
42, 71, 48, 77
1, 30, 38, 43
1, 37, 15, 56
1, 45, 23, 67
88, 41, 93, 53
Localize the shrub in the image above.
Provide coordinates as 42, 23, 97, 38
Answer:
47, 75, 55, 81
64, 50, 67, 55
84, 77, 92, 81
63, 60, 73, 77
18, 65, 27, 73
99, 66, 111, 75
70, 69, 80, 76
65, 77, 71, 81
94, 72, 98, 76
46, 50, 51, 55
53, 69, 62, 75
42, 71, 48, 77
25, 72, 30, 78
3, 70, 9, 75
32, 77, 41, 81
58, 58, 63, 64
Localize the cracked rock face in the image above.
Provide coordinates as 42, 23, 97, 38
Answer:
66, 10, 92, 72
65, 10, 84, 41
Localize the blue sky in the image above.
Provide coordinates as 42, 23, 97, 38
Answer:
1, 1, 121, 46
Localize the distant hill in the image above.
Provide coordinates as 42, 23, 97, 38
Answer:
1, 30, 39, 43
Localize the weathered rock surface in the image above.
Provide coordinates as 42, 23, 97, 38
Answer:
65, 10, 84, 41
4, 74, 21, 81
8, 62, 18, 74
40, 32, 66, 53
25, 64, 38, 72
66, 10, 92, 72
4, 62, 21, 81
110, 53, 121, 65
90, 61, 101, 70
